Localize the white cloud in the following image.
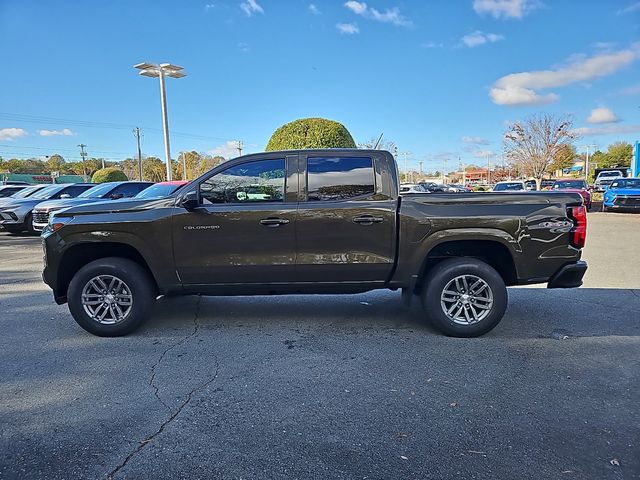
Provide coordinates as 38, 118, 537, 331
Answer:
421, 41, 443, 48
208, 141, 242, 159
472, 0, 538, 19
617, 2, 640, 14
308, 3, 320, 14
472, 149, 495, 158
344, 1, 412, 27
461, 31, 504, 48
490, 45, 640, 106
462, 136, 491, 145
240, 0, 263, 17
38, 128, 75, 137
237, 42, 250, 52
618, 84, 640, 96
587, 107, 619, 124
336, 23, 359, 34
573, 124, 640, 136
0, 128, 28, 141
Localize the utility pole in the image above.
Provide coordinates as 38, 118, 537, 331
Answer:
236, 140, 243, 157
459, 156, 465, 186
78, 144, 88, 177
582, 144, 597, 184
400, 152, 411, 183
182, 152, 188, 180
486, 153, 492, 185
418, 160, 423, 176
442, 158, 447, 184
133, 127, 143, 180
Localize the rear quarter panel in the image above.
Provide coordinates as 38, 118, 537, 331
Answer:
392, 192, 584, 285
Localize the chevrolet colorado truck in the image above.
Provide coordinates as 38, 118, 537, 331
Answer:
41, 149, 588, 337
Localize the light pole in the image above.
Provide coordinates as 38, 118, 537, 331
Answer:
134, 62, 186, 181
581, 144, 597, 184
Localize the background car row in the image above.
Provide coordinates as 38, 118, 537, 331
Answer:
0, 181, 187, 235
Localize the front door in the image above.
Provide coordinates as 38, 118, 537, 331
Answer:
172, 156, 298, 285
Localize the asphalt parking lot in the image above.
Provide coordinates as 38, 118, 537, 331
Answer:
1, 212, 638, 480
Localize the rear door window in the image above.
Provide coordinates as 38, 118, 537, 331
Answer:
307, 157, 374, 201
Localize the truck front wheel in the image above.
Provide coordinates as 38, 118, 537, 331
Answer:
67, 257, 156, 337
421, 258, 507, 337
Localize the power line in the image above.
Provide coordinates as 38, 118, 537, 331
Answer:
0, 112, 256, 144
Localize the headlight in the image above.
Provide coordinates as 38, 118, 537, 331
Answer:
49, 215, 73, 231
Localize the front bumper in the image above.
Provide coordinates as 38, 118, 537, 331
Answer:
547, 261, 588, 288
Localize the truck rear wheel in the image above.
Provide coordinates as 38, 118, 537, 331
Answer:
67, 257, 155, 337
421, 258, 507, 337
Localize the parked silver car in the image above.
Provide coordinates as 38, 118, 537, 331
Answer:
0, 183, 93, 234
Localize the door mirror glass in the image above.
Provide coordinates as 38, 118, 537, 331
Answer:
110, 193, 124, 200
181, 190, 200, 210
59, 193, 71, 199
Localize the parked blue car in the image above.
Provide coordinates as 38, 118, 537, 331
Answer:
602, 178, 640, 212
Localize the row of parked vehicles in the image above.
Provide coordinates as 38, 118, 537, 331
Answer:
401, 174, 640, 212
0, 181, 187, 234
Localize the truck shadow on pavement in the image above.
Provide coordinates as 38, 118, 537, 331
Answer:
142, 287, 640, 340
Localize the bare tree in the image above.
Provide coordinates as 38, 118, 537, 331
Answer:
358, 137, 397, 155
504, 113, 578, 189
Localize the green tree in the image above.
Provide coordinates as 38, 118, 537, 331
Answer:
2, 158, 47, 174
602, 142, 632, 168
45, 154, 66, 173
92, 167, 128, 183
265, 118, 356, 151
142, 157, 167, 182
549, 144, 576, 173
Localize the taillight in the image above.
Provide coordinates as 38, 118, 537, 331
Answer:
568, 206, 587, 249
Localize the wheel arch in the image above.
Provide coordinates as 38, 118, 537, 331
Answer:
415, 237, 518, 292
56, 242, 159, 302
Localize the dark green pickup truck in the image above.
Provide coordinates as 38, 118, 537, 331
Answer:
42, 149, 587, 337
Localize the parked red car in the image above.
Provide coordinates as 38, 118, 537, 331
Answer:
551, 180, 592, 210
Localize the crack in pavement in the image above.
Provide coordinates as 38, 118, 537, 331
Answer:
107, 295, 221, 479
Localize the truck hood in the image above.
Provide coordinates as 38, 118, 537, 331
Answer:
54, 197, 176, 217
606, 188, 640, 195
552, 188, 590, 197
0, 198, 47, 210
33, 196, 112, 212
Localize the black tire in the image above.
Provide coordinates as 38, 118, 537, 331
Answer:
25, 213, 37, 235
421, 258, 508, 337
67, 257, 156, 336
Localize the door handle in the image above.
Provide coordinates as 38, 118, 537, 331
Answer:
353, 215, 384, 225
260, 218, 290, 227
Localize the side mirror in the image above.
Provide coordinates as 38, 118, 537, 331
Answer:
110, 193, 124, 200
59, 193, 71, 199
180, 190, 200, 210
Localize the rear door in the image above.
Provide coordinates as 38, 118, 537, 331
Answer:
295, 153, 396, 283
172, 155, 298, 285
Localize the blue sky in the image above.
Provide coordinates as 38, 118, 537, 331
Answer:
1, 0, 639, 172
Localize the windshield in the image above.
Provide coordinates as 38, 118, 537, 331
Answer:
598, 171, 620, 178
12, 186, 44, 198
553, 180, 586, 189
29, 185, 64, 199
614, 179, 640, 189
78, 183, 117, 198
493, 182, 524, 191
135, 183, 183, 199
